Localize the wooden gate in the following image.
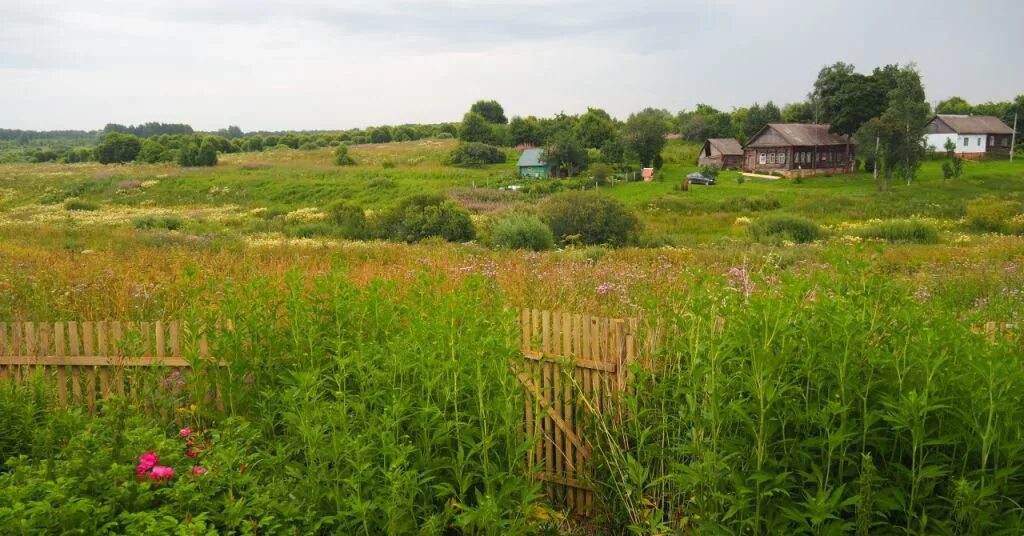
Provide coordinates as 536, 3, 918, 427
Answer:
518, 309, 638, 514
0, 320, 210, 410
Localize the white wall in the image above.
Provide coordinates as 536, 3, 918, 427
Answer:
926, 133, 987, 154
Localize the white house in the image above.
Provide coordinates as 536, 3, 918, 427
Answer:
924, 115, 1014, 159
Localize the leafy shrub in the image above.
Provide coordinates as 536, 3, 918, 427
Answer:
298, 142, 318, 151
699, 164, 721, 179
95, 132, 141, 164
179, 139, 218, 167
490, 213, 554, 251
325, 200, 368, 239
748, 214, 822, 243
375, 194, 476, 243
136, 139, 174, 163
857, 219, 940, 244
64, 199, 99, 211
333, 144, 355, 166
966, 198, 1022, 233
133, 216, 183, 231
538, 191, 640, 246
590, 163, 612, 182
380, 159, 396, 169
720, 195, 781, 212
446, 142, 507, 167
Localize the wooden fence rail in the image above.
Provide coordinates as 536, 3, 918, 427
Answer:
0, 320, 210, 409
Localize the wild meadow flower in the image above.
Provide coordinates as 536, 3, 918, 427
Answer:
137, 452, 158, 473
180, 427, 191, 438
191, 466, 207, 476
149, 466, 174, 481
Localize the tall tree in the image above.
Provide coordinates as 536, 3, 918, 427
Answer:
812, 63, 889, 136
508, 116, 543, 147
677, 104, 733, 141
575, 107, 617, 149
94, 132, 141, 164
857, 65, 930, 189
542, 131, 588, 177
741, 101, 782, 139
623, 108, 669, 167
469, 100, 508, 124
458, 112, 497, 144
781, 102, 815, 123
935, 96, 972, 115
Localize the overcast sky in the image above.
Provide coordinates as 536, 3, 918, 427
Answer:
2, 0, 1022, 131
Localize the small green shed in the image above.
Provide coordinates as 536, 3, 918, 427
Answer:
517, 148, 555, 178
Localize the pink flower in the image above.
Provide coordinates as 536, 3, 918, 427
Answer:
186, 438, 195, 447
149, 465, 174, 481
186, 450, 198, 458
191, 466, 207, 476
137, 452, 158, 472
180, 427, 191, 438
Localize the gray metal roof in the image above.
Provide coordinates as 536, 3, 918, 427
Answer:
707, 138, 744, 155
517, 148, 547, 167
933, 115, 1014, 135
746, 123, 852, 148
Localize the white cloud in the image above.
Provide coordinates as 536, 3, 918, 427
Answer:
0, 0, 1021, 130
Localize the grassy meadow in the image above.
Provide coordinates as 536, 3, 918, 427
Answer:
1, 140, 1024, 534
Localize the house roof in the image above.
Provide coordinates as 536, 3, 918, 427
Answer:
706, 138, 744, 155
746, 123, 852, 148
933, 115, 1014, 135
517, 148, 547, 167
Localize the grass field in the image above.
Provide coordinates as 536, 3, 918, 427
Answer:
1, 140, 1024, 534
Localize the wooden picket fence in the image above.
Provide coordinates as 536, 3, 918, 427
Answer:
0, 320, 212, 410
518, 309, 654, 515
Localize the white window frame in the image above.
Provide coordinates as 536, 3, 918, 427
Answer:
963, 137, 968, 147
977, 137, 982, 146
768, 152, 776, 164
758, 152, 766, 165
778, 151, 786, 164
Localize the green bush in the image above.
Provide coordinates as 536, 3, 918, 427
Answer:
538, 191, 640, 246
135, 139, 174, 164
748, 214, 823, 243
64, 199, 99, 212
95, 132, 141, 164
333, 144, 356, 166
966, 198, 1022, 233
325, 200, 368, 239
375, 194, 476, 243
857, 219, 940, 244
446, 142, 507, 167
490, 213, 554, 251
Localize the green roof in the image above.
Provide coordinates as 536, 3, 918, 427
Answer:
517, 148, 547, 167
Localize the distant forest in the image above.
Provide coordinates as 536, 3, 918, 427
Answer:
2, 62, 1021, 173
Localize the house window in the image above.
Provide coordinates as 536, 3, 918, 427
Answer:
990, 136, 996, 145
768, 152, 776, 164
978, 137, 982, 146
758, 152, 766, 165
963, 137, 968, 147
778, 151, 786, 164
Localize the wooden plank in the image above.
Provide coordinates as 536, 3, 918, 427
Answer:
24, 323, 37, 357
38, 323, 52, 358
140, 322, 153, 357
96, 321, 107, 358
110, 321, 123, 357
516, 372, 590, 456
522, 350, 617, 372
0, 322, 6, 356
155, 321, 165, 358
81, 322, 94, 357
169, 321, 181, 357
85, 366, 96, 413
68, 322, 81, 356
11, 323, 22, 357
70, 366, 82, 404
0, 356, 193, 367
535, 472, 595, 491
